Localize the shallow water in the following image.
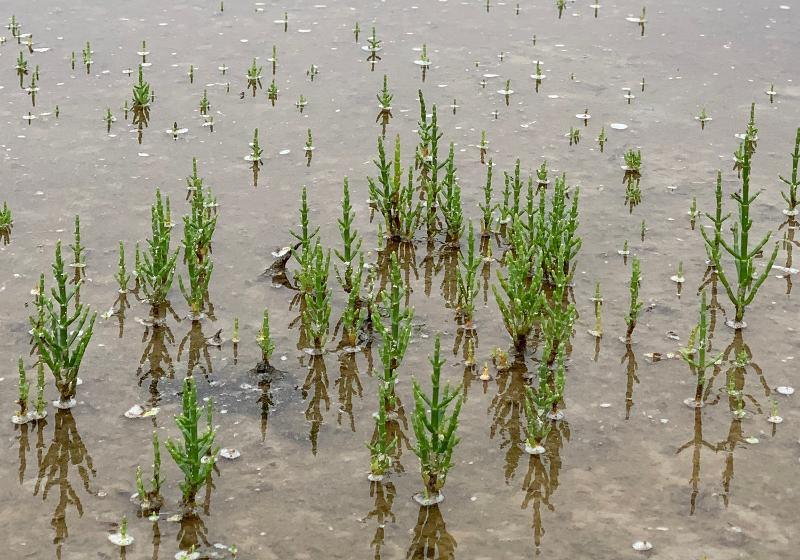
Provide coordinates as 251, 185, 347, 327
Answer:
1, 1, 798, 558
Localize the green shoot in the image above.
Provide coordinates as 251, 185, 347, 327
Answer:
138, 189, 179, 307
165, 377, 218, 508
302, 243, 332, 350
334, 178, 362, 292
700, 105, 779, 326
257, 309, 276, 367
372, 253, 414, 415
410, 335, 463, 502
779, 127, 800, 214
455, 221, 480, 327
115, 241, 130, 293
624, 256, 643, 342
31, 241, 97, 407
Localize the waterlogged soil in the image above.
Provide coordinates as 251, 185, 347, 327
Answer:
1, 1, 799, 558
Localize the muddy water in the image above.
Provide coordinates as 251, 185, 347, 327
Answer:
1, 0, 798, 558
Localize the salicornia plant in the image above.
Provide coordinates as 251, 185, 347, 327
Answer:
12, 358, 30, 424
70, 215, 85, 267
0, 201, 13, 233
410, 335, 463, 504
334, 177, 362, 292
368, 134, 405, 241
367, 383, 397, 480
439, 143, 464, 243
376, 74, 393, 125
779, 127, 800, 215
178, 238, 212, 320
523, 385, 552, 453
31, 240, 97, 408
340, 262, 365, 348
535, 174, 581, 284
371, 253, 414, 415
478, 161, 495, 236
624, 256, 643, 342
136, 430, 164, 511
132, 64, 151, 107
246, 58, 262, 95
267, 79, 278, 105
679, 291, 721, 407
291, 186, 320, 294
623, 148, 642, 178
199, 89, 210, 115
455, 221, 480, 328
700, 104, 779, 327
302, 243, 332, 350
138, 189, 179, 307
165, 377, 218, 509
256, 309, 276, 369
115, 241, 130, 293
493, 219, 543, 349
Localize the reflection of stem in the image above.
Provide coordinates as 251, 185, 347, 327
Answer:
520, 424, 567, 550
488, 353, 528, 482
16, 422, 31, 484
257, 374, 273, 442
336, 352, 363, 431
178, 321, 212, 379
177, 513, 209, 553
137, 320, 176, 406
302, 355, 330, 455
621, 343, 638, 419
675, 407, 715, 514
34, 410, 96, 558
366, 481, 396, 559
406, 504, 456, 559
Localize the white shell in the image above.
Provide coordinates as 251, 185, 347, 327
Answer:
108, 533, 134, 547
524, 443, 546, 455
632, 540, 653, 551
219, 448, 241, 460
776, 386, 795, 395
413, 491, 445, 506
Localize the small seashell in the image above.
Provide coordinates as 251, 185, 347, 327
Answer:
108, 533, 134, 547
632, 540, 653, 552
219, 448, 241, 460
776, 386, 795, 395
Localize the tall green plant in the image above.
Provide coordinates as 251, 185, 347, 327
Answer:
302, 243, 332, 350
165, 377, 218, 508
455, 221, 480, 327
410, 335, 463, 503
493, 219, 543, 349
679, 291, 721, 406
31, 241, 96, 407
334, 177, 362, 292
291, 187, 320, 293
138, 189, 179, 306
779, 127, 800, 215
371, 252, 414, 415
701, 104, 779, 327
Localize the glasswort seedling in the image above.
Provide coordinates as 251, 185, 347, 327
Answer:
31, 241, 97, 408
165, 377, 218, 509
410, 335, 463, 505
